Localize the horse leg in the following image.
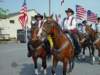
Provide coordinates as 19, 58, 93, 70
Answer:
82, 46, 86, 59
34, 58, 38, 75
88, 45, 92, 57
98, 47, 100, 58
68, 58, 75, 73
41, 57, 47, 75
63, 59, 68, 75
52, 57, 58, 75
91, 44, 95, 64
98, 47, 100, 62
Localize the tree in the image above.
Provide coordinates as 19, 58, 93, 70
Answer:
0, 8, 9, 19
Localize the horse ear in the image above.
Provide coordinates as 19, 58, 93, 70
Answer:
50, 14, 53, 18
90, 24, 92, 27
44, 13, 47, 19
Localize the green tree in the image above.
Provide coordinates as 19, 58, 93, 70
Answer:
0, 8, 9, 19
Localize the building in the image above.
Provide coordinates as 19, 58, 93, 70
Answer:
0, 9, 37, 40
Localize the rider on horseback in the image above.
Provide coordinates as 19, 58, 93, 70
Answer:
96, 17, 100, 36
95, 17, 100, 61
62, 8, 81, 57
28, 13, 53, 57
27, 14, 43, 57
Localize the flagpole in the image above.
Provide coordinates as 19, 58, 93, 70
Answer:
25, 23, 28, 43
49, 0, 51, 16
24, 0, 28, 43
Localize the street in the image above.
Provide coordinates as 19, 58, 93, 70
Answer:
0, 42, 100, 75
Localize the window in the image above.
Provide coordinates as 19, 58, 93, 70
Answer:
9, 20, 15, 24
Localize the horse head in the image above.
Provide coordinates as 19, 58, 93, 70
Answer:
37, 15, 60, 41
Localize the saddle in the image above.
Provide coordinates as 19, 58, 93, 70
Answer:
64, 31, 81, 56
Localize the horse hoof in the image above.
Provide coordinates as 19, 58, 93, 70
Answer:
82, 55, 85, 59
91, 56, 95, 64
44, 69, 47, 75
54, 73, 56, 75
35, 69, 39, 75
40, 67, 44, 71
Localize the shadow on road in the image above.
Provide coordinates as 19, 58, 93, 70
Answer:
19, 63, 64, 75
19, 64, 34, 75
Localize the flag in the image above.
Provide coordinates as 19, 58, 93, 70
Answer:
18, 0, 28, 29
87, 10, 97, 23
55, 14, 61, 24
76, 5, 87, 20
61, 0, 64, 6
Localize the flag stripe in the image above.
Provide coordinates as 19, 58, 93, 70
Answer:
76, 5, 87, 20
87, 10, 97, 23
18, 1, 28, 29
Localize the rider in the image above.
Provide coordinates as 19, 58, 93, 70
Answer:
27, 14, 43, 57
31, 14, 44, 28
96, 17, 100, 61
62, 8, 81, 57
28, 13, 53, 57
81, 20, 88, 34
96, 17, 100, 36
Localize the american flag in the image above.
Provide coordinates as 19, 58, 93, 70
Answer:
18, 0, 28, 29
76, 5, 87, 20
87, 10, 97, 23
61, 0, 64, 6
55, 14, 61, 23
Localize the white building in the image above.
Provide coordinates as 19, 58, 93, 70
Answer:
0, 9, 37, 40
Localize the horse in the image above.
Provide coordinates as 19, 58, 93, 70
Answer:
85, 24, 97, 41
37, 16, 75, 75
76, 31, 95, 60
85, 25, 98, 64
94, 38, 100, 52
27, 26, 51, 75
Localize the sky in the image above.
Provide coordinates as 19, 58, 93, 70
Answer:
0, 0, 100, 18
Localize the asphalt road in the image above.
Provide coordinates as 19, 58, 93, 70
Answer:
0, 42, 100, 75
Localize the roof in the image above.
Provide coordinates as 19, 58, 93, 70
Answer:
0, 9, 37, 19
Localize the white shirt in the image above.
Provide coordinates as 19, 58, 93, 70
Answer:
96, 23, 100, 32
82, 25, 87, 33
91, 24, 96, 31
38, 20, 42, 28
63, 16, 76, 30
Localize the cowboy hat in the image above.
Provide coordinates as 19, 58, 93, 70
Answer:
82, 20, 87, 24
34, 14, 43, 20
97, 17, 100, 20
65, 8, 74, 14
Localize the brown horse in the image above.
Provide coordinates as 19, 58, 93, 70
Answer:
94, 38, 100, 51
85, 25, 98, 64
27, 26, 50, 75
85, 25, 97, 41
77, 32, 94, 60
37, 16, 75, 75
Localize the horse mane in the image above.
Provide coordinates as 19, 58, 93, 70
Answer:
85, 25, 97, 41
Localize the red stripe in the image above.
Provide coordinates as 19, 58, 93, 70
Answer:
76, 5, 87, 20
18, 3, 28, 29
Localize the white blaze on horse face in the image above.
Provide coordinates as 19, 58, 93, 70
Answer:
37, 27, 43, 38
37, 19, 47, 41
